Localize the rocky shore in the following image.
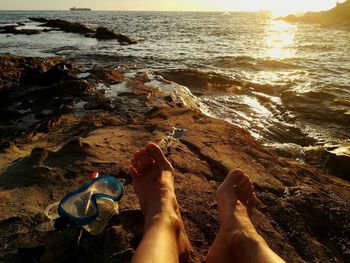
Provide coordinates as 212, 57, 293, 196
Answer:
0, 54, 349, 262
278, 0, 350, 28
0, 17, 137, 44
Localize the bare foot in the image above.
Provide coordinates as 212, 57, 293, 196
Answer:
129, 143, 191, 262
206, 169, 260, 263
216, 169, 258, 230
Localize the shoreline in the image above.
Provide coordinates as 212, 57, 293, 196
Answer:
0, 54, 349, 262
2, 14, 349, 165
1, 48, 349, 181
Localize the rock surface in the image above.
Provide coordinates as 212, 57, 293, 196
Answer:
0, 55, 349, 263
0, 54, 63, 93
0, 25, 41, 35
28, 17, 137, 44
278, 0, 350, 28
95, 27, 137, 44
29, 17, 94, 34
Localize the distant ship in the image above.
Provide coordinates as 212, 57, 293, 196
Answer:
70, 7, 91, 11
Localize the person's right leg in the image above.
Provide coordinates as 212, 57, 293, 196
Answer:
129, 143, 191, 263
206, 170, 285, 263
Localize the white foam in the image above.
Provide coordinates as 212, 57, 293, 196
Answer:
96, 82, 132, 99
77, 72, 91, 79
93, 69, 211, 114
75, 100, 88, 115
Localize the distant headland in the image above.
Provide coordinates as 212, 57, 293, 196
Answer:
278, 0, 350, 28
70, 7, 91, 11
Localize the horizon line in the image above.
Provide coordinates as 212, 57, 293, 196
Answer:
0, 9, 274, 13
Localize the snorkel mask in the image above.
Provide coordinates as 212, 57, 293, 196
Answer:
57, 175, 124, 235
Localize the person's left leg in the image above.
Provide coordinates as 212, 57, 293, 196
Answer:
129, 143, 191, 263
206, 170, 285, 263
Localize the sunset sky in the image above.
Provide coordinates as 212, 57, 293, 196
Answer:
0, 0, 345, 15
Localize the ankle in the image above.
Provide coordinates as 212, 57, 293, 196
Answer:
229, 229, 270, 260
145, 210, 181, 235
214, 224, 260, 252
230, 228, 262, 247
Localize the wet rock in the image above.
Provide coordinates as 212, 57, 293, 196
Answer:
83, 97, 114, 111
90, 69, 124, 84
85, 32, 95, 38
0, 55, 349, 263
53, 79, 95, 97
0, 54, 62, 92
95, 27, 137, 44
29, 17, 94, 35
95, 27, 121, 39
37, 62, 75, 85
326, 144, 350, 181
269, 143, 306, 161
0, 25, 41, 35
27, 17, 137, 44
159, 69, 242, 93
117, 33, 137, 45
303, 145, 350, 181
28, 17, 48, 23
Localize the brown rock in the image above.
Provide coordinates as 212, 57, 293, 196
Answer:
0, 25, 41, 35
91, 69, 125, 84
0, 54, 62, 92
29, 17, 94, 35
0, 56, 349, 263
54, 79, 95, 97
95, 27, 137, 44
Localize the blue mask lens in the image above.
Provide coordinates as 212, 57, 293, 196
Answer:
58, 175, 124, 226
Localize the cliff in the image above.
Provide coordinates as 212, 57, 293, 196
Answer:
279, 0, 350, 27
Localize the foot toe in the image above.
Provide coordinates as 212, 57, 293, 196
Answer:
221, 169, 244, 189
139, 148, 154, 168
238, 181, 253, 199
129, 165, 138, 177
217, 169, 258, 211
145, 143, 165, 161
235, 174, 249, 189
247, 192, 258, 211
145, 143, 173, 171
131, 156, 142, 172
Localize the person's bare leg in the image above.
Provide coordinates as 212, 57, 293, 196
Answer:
129, 143, 191, 263
206, 170, 285, 263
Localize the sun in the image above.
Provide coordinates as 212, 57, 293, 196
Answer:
256, 0, 315, 17
256, 0, 343, 17
268, 5, 299, 17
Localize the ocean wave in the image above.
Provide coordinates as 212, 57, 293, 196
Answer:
158, 69, 242, 93
158, 68, 289, 97
281, 89, 350, 131
42, 45, 80, 54
296, 43, 335, 52
213, 56, 301, 70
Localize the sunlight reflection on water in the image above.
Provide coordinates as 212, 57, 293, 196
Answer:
242, 96, 272, 117
264, 20, 296, 59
